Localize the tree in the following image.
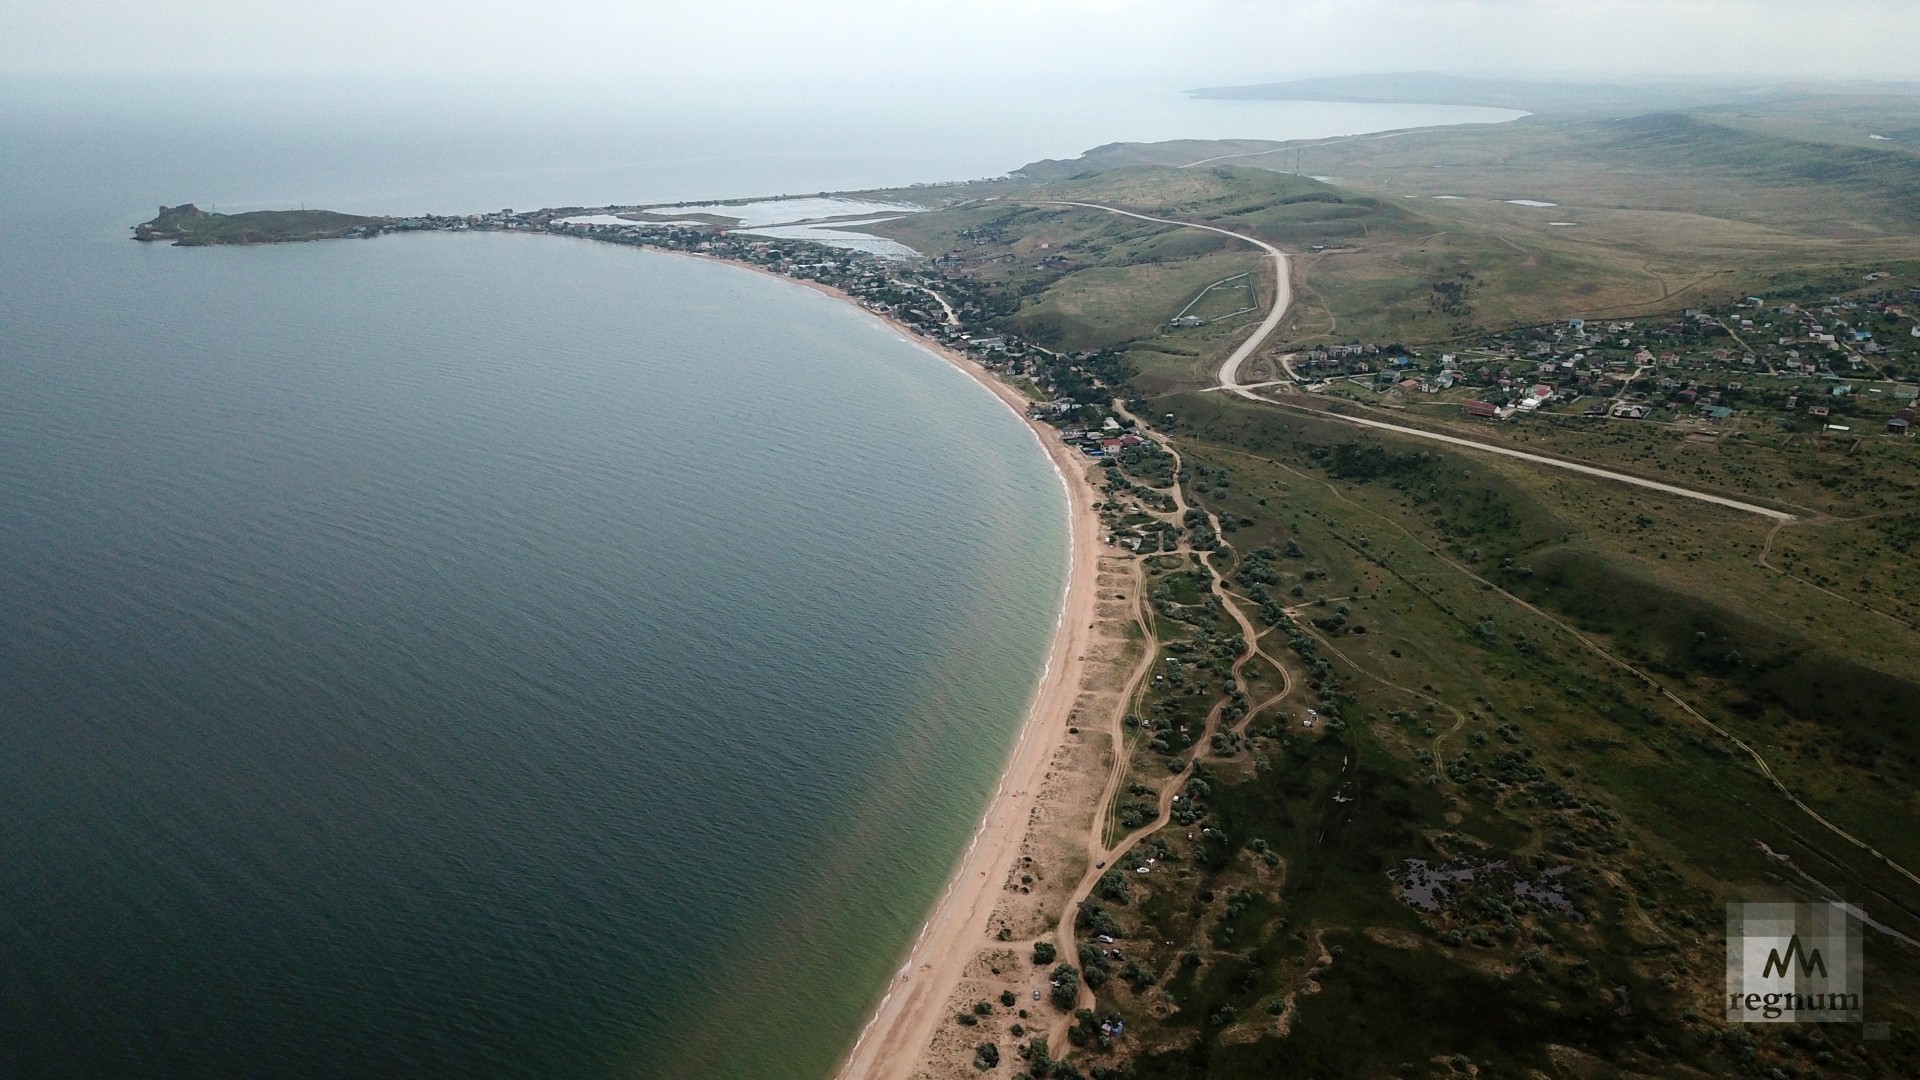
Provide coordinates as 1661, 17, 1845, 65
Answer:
1049, 964, 1080, 1010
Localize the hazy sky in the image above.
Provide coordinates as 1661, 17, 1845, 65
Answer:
5, 0, 1918, 87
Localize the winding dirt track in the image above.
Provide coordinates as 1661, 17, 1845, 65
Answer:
1038, 401, 1298, 1054
841, 198, 1814, 1078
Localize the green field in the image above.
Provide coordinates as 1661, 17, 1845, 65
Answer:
875, 81, 1920, 1080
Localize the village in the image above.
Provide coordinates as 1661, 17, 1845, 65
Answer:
530, 210, 1138, 415
388, 208, 1920, 448
1289, 278, 1920, 438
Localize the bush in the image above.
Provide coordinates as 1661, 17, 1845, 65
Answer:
1093, 869, 1131, 904
1048, 963, 1080, 1010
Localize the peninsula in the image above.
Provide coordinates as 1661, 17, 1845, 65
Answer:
133, 203, 391, 245
138, 76, 1920, 1080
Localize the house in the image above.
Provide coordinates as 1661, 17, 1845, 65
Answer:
1808, 405, 1831, 418
1911, 325, 1920, 338
1890, 418, 1911, 436
1462, 400, 1500, 418
1702, 405, 1734, 422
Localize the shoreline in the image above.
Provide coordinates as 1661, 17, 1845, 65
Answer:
316, 226, 1101, 1076
720, 264, 1105, 1080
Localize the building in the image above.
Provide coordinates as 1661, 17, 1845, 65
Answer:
1892, 418, 1912, 436
1462, 400, 1499, 418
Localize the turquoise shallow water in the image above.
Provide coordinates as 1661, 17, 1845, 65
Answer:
0, 85, 1518, 1078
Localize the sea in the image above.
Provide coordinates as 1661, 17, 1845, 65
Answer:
0, 78, 1520, 1079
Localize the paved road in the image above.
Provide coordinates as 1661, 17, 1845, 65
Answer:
1046, 200, 1793, 522
1038, 201, 1291, 395
1256, 398, 1796, 520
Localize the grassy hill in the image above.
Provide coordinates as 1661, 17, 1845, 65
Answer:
861, 87, 1920, 1080
133, 204, 388, 245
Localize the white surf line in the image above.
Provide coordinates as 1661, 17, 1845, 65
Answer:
1253, 397, 1796, 521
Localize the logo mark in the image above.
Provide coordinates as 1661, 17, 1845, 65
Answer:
1760, 934, 1828, 980
1726, 901, 1862, 1024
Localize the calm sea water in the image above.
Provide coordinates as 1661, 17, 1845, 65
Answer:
0, 82, 1518, 1078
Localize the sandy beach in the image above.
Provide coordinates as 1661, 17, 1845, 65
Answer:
770, 279, 1127, 1080
655, 251, 1130, 1080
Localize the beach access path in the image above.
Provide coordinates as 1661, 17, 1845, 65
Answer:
777, 200, 1793, 1079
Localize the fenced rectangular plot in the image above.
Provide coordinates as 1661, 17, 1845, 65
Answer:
1726, 901, 1863, 1023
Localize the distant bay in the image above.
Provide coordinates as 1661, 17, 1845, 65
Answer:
0, 84, 1520, 1078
